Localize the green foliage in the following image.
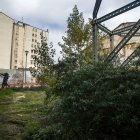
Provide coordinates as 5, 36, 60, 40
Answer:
0, 89, 14, 99
42, 65, 140, 140
128, 46, 140, 69
24, 126, 63, 140
58, 5, 107, 69
31, 33, 56, 86
22, 4, 140, 140
22, 122, 40, 140
53, 57, 78, 79
59, 5, 92, 68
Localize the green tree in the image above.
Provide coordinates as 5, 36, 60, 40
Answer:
59, 5, 92, 68
31, 33, 56, 86
82, 29, 107, 64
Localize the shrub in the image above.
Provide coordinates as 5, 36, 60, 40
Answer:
45, 65, 140, 140
22, 122, 39, 140
27, 64, 140, 140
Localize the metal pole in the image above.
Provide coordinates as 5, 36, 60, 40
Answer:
92, 21, 98, 64
25, 51, 28, 84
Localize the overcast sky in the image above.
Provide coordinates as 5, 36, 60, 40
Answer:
0, 0, 140, 61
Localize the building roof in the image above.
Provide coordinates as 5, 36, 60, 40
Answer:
0, 11, 14, 21
0, 11, 49, 32
113, 22, 136, 31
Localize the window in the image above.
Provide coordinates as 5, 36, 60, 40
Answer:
15, 54, 18, 58
14, 66, 17, 69
35, 34, 37, 37
31, 60, 34, 64
31, 55, 34, 59
32, 33, 34, 36
15, 60, 17, 63
31, 44, 34, 47
32, 39, 34, 42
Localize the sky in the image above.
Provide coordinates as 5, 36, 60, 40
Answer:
0, 0, 140, 61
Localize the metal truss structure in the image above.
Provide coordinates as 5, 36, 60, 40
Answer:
92, 0, 140, 65
121, 45, 140, 67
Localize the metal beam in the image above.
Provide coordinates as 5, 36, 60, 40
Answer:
105, 19, 140, 63
121, 45, 140, 67
97, 0, 140, 23
119, 32, 140, 36
93, 24, 98, 64
93, 0, 102, 19
92, 0, 102, 64
97, 24, 112, 35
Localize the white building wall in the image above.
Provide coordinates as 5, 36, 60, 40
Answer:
25, 27, 49, 69
24, 25, 33, 69
0, 12, 14, 69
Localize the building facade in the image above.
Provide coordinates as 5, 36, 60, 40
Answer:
0, 12, 14, 69
101, 22, 140, 62
0, 12, 49, 70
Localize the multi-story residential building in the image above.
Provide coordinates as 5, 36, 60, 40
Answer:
0, 12, 14, 69
0, 12, 49, 70
101, 22, 140, 62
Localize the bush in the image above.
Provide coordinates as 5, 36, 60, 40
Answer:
27, 64, 140, 140
46, 65, 140, 140
22, 122, 39, 140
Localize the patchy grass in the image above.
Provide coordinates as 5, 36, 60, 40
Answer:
0, 89, 14, 99
0, 89, 46, 140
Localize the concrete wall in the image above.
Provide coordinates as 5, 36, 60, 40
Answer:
0, 69, 34, 86
0, 12, 14, 69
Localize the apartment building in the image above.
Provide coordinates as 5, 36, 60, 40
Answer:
0, 12, 49, 70
0, 12, 14, 69
101, 22, 140, 62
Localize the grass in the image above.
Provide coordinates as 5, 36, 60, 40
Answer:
0, 89, 14, 99
0, 89, 46, 140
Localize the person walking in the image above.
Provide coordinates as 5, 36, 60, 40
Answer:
0, 73, 10, 88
